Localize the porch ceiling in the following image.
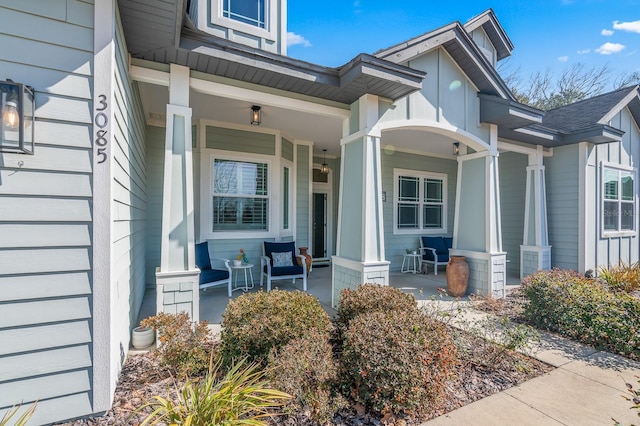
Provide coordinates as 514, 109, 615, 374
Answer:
381, 128, 459, 158
138, 82, 344, 155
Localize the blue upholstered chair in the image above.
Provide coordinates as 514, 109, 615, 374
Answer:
419, 236, 453, 275
260, 241, 307, 292
195, 242, 233, 297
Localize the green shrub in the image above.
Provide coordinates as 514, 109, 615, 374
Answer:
521, 269, 640, 359
140, 312, 212, 375
335, 283, 418, 335
340, 309, 458, 416
599, 261, 640, 293
267, 329, 346, 424
220, 290, 332, 367
138, 357, 290, 426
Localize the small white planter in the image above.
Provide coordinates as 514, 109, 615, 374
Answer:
233, 260, 242, 267
131, 326, 155, 349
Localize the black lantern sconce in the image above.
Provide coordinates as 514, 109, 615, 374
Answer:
250, 105, 261, 125
1, 79, 35, 154
452, 141, 460, 156
320, 148, 329, 174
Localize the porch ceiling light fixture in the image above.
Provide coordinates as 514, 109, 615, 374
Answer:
452, 141, 460, 156
0, 79, 35, 154
320, 149, 329, 174
250, 105, 261, 125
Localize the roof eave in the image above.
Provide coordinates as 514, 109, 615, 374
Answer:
479, 93, 544, 128
463, 9, 514, 60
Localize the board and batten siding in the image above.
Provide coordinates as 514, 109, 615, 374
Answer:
587, 107, 640, 270
545, 144, 580, 270
498, 151, 527, 276
0, 1, 96, 423
381, 151, 458, 271
111, 7, 147, 382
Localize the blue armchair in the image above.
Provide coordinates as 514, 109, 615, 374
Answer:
195, 242, 232, 297
260, 241, 307, 291
420, 236, 453, 275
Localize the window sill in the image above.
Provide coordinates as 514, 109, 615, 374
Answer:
602, 230, 636, 238
393, 228, 446, 236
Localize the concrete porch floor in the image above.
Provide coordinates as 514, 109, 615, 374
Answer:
137, 264, 521, 325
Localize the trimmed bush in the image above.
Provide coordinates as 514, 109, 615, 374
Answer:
340, 309, 458, 416
140, 312, 212, 375
335, 283, 418, 335
521, 268, 640, 359
220, 290, 332, 366
267, 329, 346, 424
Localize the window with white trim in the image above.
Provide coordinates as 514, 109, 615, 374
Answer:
223, 0, 265, 28
212, 159, 269, 231
603, 166, 635, 232
283, 165, 290, 230
394, 170, 446, 233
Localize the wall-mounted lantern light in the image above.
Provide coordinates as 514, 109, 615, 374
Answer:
320, 148, 329, 174
250, 105, 261, 125
1, 79, 35, 154
452, 141, 460, 156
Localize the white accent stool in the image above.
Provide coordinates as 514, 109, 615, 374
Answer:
231, 263, 254, 293
401, 253, 421, 274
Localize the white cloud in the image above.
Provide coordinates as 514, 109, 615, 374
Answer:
613, 20, 640, 33
577, 49, 590, 54
287, 32, 311, 48
595, 42, 626, 55
558, 56, 569, 62
601, 29, 614, 36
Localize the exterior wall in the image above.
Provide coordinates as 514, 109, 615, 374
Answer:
545, 144, 580, 270
296, 144, 311, 248
499, 151, 527, 276
470, 27, 497, 66
145, 125, 165, 285
380, 48, 490, 144
381, 150, 458, 271
0, 1, 96, 423
189, 0, 286, 55
112, 9, 147, 362
587, 107, 640, 271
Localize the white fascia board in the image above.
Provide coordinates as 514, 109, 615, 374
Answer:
599, 90, 640, 124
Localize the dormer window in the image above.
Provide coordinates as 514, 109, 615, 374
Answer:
223, 0, 265, 29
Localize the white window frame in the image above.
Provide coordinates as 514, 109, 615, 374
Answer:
203, 151, 275, 240
209, 0, 277, 42
601, 162, 637, 237
393, 168, 447, 235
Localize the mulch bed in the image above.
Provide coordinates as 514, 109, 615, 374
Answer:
62, 290, 553, 425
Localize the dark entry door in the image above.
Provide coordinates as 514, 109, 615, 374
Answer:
312, 193, 327, 258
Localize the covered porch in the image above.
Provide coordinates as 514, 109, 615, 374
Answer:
137, 264, 522, 325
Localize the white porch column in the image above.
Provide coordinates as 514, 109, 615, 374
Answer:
520, 145, 551, 278
155, 64, 200, 320
332, 94, 389, 307
452, 124, 507, 297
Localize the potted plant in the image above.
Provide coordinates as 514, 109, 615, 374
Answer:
132, 324, 155, 349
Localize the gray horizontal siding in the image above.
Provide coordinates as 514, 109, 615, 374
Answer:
0, 2, 95, 423
205, 125, 276, 155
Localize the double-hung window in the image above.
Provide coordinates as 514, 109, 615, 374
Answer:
603, 166, 635, 233
223, 0, 265, 28
212, 159, 269, 232
394, 169, 446, 233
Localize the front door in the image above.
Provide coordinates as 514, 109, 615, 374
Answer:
312, 193, 327, 259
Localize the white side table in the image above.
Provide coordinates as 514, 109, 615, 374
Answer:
231, 263, 255, 292
401, 253, 421, 274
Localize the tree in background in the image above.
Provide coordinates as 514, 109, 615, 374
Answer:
500, 61, 640, 111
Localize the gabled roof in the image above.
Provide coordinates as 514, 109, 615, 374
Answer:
118, 0, 424, 105
497, 86, 640, 147
373, 20, 515, 100
463, 9, 514, 61
542, 85, 640, 132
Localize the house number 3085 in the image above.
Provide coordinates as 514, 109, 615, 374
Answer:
95, 94, 109, 164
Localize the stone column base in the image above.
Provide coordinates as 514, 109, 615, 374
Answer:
331, 256, 390, 308
520, 245, 551, 279
449, 250, 507, 298
155, 267, 201, 321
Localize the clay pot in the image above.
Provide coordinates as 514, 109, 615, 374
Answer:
446, 255, 469, 297
131, 326, 155, 349
297, 247, 313, 274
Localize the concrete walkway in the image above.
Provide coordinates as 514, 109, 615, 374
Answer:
425, 306, 640, 425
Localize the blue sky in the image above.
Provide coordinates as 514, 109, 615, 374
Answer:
286, 0, 640, 89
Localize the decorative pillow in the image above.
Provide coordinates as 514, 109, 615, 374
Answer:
272, 251, 294, 267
